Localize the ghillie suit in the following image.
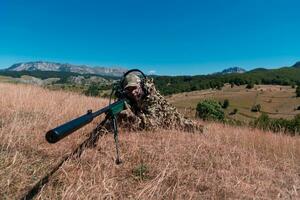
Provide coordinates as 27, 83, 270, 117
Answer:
117, 78, 203, 132
87, 77, 203, 148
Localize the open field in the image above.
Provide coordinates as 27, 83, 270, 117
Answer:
167, 84, 300, 123
1, 83, 300, 199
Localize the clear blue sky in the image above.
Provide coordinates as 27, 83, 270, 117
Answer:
1, 0, 300, 75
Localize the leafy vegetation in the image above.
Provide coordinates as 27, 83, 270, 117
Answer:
196, 100, 225, 122
229, 108, 238, 115
84, 83, 111, 97
222, 99, 229, 109
251, 104, 261, 112
246, 82, 254, 89
252, 113, 300, 135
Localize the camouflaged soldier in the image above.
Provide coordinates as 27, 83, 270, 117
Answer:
87, 72, 203, 148
117, 73, 203, 133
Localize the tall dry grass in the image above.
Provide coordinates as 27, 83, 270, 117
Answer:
0, 82, 300, 199
0, 83, 108, 199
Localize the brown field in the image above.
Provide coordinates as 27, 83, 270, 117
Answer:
1, 82, 300, 199
167, 84, 300, 123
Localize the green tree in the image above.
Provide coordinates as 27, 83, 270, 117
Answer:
196, 100, 225, 122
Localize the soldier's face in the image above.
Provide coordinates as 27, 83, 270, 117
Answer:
125, 85, 144, 102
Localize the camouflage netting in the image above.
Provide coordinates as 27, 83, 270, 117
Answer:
117, 78, 203, 133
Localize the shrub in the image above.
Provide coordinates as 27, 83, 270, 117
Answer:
132, 164, 149, 180
252, 113, 300, 135
296, 86, 300, 97
229, 108, 238, 115
253, 113, 270, 130
84, 84, 99, 96
246, 82, 254, 89
289, 114, 300, 134
251, 104, 261, 112
216, 85, 222, 90
291, 84, 295, 89
222, 99, 229, 109
196, 100, 225, 122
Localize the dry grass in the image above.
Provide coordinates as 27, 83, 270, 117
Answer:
1, 83, 300, 199
0, 83, 107, 199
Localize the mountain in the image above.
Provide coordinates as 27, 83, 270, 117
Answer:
292, 61, 300, 68
220, 67, 246, 74
6, 61, 127, 77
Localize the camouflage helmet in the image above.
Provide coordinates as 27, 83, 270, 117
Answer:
123, 73, 141, 89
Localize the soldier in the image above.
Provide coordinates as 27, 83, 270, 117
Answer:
117, 73, 203, 133
87, 71, 203, 148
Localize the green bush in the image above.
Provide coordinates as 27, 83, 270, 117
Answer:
251, 104, 261, 112
84, 84, 99, 96
252, 113, 300, 135
246, 82, 254, 89
253, 113, 270, 130
229, 108, 238, 115
222, 99, 229, 109
289, 114, 300, 134
196, 99, 225, 122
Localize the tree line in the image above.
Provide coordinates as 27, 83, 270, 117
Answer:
153, 66, 300, 95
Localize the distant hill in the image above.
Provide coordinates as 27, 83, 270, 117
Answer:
292, 61, 300, 68
154, 61, 300, 95
219, 67, 246, 74
248, 68, 268, 72
6, 61, 127, 77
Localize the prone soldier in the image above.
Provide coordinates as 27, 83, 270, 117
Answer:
88, 71, 203, 148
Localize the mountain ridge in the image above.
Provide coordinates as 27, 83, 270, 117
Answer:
221, 66, 246, 74
6, 61, 127, 77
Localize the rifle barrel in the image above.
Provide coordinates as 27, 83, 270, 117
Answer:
45, 99, 126, 143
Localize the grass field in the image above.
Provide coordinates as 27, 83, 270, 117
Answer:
167, 84, 300, 123
1, 82, 300, 199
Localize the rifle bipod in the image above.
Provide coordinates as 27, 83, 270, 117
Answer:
111, 115, 122, 164
85, 114, 122, 164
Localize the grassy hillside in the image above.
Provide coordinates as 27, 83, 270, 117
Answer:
167, 84, 300, 124
0, 83, 300, 199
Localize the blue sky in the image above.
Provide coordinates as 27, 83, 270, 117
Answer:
1, 0, 300, 75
